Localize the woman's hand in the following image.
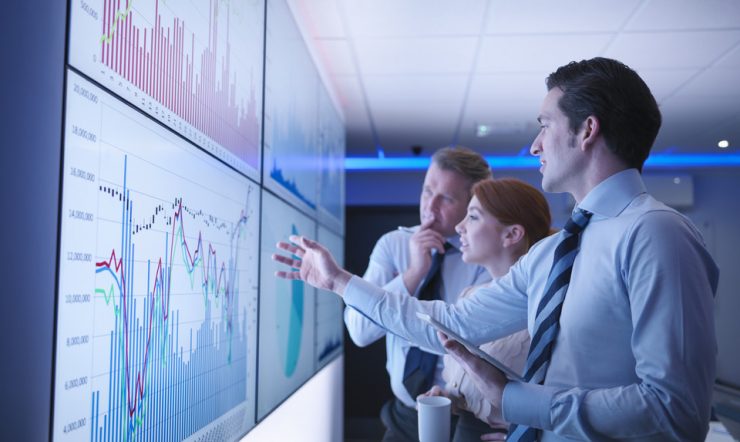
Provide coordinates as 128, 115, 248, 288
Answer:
419, 385, 464, 415
421, 385, 447, 398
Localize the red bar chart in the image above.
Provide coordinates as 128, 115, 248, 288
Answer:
69, 0, 264, 179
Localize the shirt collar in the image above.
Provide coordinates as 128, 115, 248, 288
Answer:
577, 168, 647, 218
446, 235, 461, 252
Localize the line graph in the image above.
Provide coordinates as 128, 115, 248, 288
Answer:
91, 159, 250, 441
53, 70, 259, 441
69, 0, 264, 179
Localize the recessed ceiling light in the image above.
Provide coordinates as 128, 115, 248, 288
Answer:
673, 177, 681, 184
718, 140, 730, 149
476, 124, 491, 138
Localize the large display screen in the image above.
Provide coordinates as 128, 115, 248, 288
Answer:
315, 226, 345, 369
257, 191, 317, 419
54, 70, 261, 441
68, 0, 265, 180
263, 0, 320, 214
318, 86, 346, 233
54, 0, 345, 440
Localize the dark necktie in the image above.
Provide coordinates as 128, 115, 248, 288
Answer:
402, 243, 451, 398
508, 209, 592, 442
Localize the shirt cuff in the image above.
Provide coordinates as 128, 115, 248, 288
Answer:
502, 381, 558, 431
383, 273, 412, 297
344, 275, 387, 321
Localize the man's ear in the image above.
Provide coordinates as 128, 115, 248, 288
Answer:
579, 116, 600, 151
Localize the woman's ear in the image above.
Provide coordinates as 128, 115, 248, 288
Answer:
503, 224, 526, 248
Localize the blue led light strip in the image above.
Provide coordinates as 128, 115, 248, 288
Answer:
345, 154, 740, 171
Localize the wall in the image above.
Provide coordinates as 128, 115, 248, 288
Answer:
243, 357, 344, 442
348, 168, 576, 225
0, 1, 66, 439
683, 169, 740, 386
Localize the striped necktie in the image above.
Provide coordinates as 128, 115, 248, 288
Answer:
508, 209, 592, 442
402, 243, 452, 398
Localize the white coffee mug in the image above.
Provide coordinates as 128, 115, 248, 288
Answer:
417, 395, 451, 442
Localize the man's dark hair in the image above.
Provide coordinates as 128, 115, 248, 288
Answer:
546, 57, 661, 171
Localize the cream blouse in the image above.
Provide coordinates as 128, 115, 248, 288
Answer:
441, 283, 530, 429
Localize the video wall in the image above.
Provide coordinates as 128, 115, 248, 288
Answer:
53, 0, 344, 440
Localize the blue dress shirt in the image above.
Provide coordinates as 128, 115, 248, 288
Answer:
343, 228, 489, 407
343, 169, 719, 441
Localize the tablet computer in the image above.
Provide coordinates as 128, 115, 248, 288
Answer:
416, 312, 524, 382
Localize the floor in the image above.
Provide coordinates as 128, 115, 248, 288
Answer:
343, 418, 739, 442
345, 417, 385, 442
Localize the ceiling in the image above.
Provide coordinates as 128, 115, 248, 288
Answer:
289, 0, 740, 159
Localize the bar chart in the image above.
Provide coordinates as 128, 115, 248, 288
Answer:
317, 86, 346, 232
53, 70, 260, 441
69, 0, 264, 179
263, 0, 320, 213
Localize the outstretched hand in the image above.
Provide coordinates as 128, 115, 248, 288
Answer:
272, 235, 353, 295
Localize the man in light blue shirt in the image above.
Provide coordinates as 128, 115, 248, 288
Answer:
274, 58, 719, 441
344, 146, 491, 441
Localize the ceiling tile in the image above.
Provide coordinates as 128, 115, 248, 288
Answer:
485, 0, 642, 34
314, 40, 356, 75
464, 73, 547, 118
364, 75, 466, 149
331, 75, 362, 108
655, 93, 740, 152
636, 68, 698, 103
476, 34, 613, 74
626, 0, 740, 31
376, 130, 459, 153
457, 73, 546, 155
372, 108, 458, 134
289, 0, 345, 39
604, 30, 740, 70
715, 42, 740, 68
652, 123, 740, 154
293, 0, 740, 158
343, 109, 371, 133
661, 95, 739, 124
354, 37, 478, 75
363, 74, 468, 108
342, 0, 487, 38
457, 130, 538, 156
331, 75, 370, 128
677, 67, 740, 97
